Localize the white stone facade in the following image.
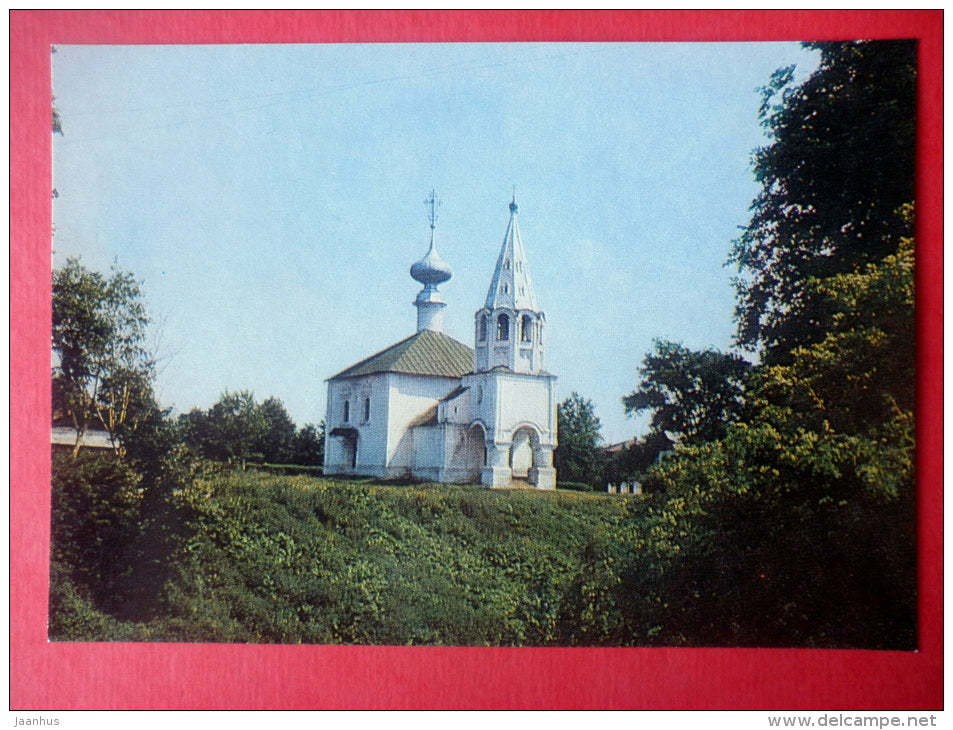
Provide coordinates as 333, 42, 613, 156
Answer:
324, 370, 468, 479
324, 197, 557, 489
460, 370, 557, 489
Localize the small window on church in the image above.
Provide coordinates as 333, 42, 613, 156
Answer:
477, 385, 484, 404
343, 400, 350, 423
497, 313, 510, 341
478, 314, 488, 341
364, 397, 370, 422
521, 314, 533, 342
504, 259, 511, 270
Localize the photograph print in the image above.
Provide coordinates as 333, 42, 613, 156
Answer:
50, 39, 917, 649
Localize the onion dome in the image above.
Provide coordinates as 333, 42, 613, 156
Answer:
412, 191, 452, 333
410, 234, 452, 287
412, 190, 452, 288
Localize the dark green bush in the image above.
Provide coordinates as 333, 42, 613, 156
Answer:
557, 481, 596, 492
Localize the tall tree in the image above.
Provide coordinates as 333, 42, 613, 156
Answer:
179, 392, 320, 467
291, 421, 325, 466
198, 390, 269, 468
729, 40, 916, 360
628, 234, 917, 647
752, 211, 915, 492
623, 339, 751, 447
554, 392, 604, 487
50, 260, 191, 625
52, 258, 156, 456
259, 396, 297, 464
612, 45, 919, 647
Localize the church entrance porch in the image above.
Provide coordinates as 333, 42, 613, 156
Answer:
328, 427, 359, 471
482, 425, 555, 490
462, 423, 488, 484
510, 427, 534, 479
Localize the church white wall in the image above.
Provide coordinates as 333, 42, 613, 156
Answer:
442, 421, 482, 483
386, 373, 463, 472
460, 370, 557, 489
324, 374, 392, 477
461, 373, 496, 428
497, 374, 556, 444
437, 386, 471, 424
410, 424, 444, 480
327, 370, 555, 487
326, 371, 470, 480
464, 372, 556, 445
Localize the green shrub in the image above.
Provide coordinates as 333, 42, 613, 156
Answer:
557, 480, 595, 492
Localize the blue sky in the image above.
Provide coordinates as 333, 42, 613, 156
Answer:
52, 42, 819, 444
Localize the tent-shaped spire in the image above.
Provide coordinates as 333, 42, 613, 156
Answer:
484, 196, 539, 312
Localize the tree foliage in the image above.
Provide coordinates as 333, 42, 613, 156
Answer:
627, 248, 916, 644
554, 392, 604, 488
729, 40, 916, 360
603, 245, 916, 644
615, 415, 916, 648
553, 391, 604, 487
211, 390, 269, 465
292, 421, 326, 467
756, 212, 915, 441
52, 258, 156, 456
179, 391, 324, 467
622, 339, 751, 446
51, 261, 193, 625
607, 41, 918, 647
259, 396, 298, 464
599, 41, 918, 647
50, 451, 141, 604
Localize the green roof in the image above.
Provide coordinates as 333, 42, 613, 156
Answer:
328, 329, 474, 381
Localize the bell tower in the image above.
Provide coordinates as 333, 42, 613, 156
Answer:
473, 195, 546, 374
465, 195, 557, 490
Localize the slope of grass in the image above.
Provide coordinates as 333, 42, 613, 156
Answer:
50, 463, 913, 648
51, 470, 651, 645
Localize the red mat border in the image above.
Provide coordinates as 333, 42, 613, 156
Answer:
10, 10, 943, 710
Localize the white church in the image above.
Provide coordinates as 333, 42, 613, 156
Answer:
323, 193, 557, 489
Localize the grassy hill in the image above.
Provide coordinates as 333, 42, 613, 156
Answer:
50, 468, 652, 646
50, 458, 914, 648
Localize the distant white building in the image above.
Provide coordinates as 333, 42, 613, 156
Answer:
607, 482, 642, 496
323, 194, 557, 489
51, 426, 116, 451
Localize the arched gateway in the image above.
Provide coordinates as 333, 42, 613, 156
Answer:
464, 422, 488, 483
